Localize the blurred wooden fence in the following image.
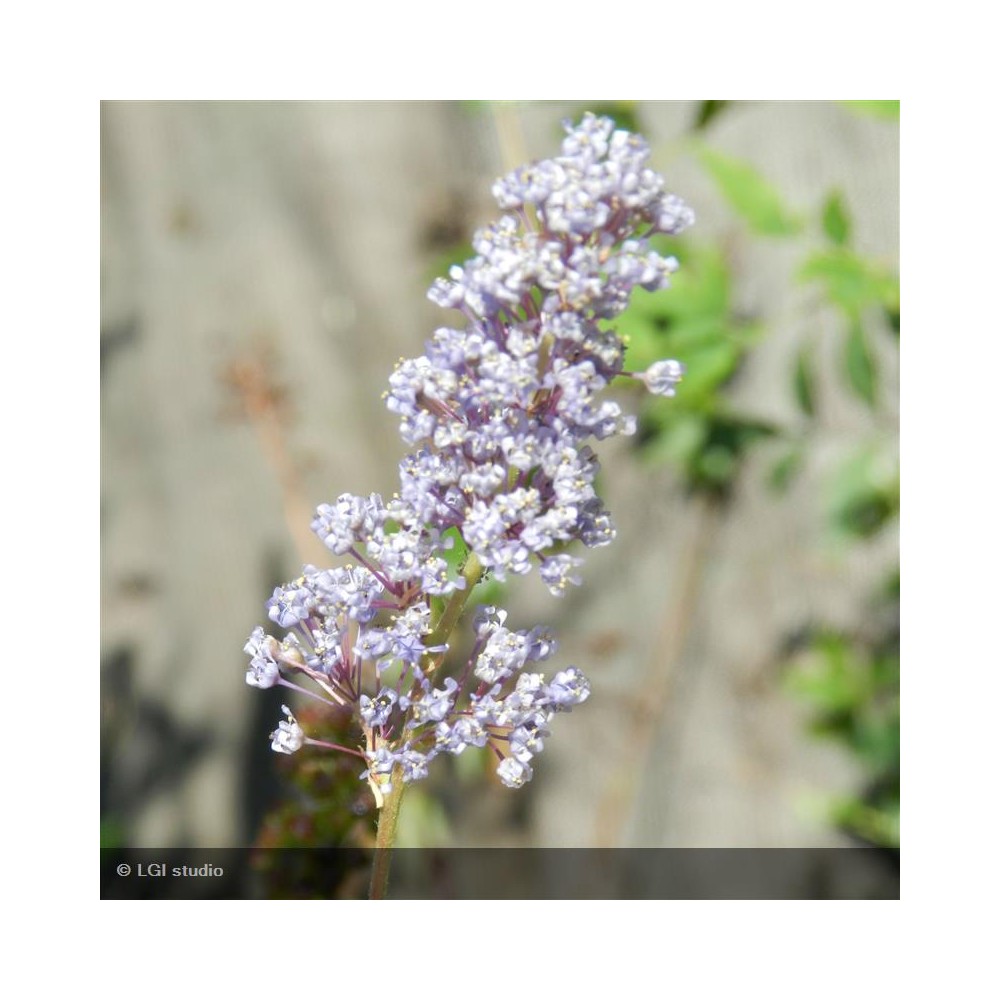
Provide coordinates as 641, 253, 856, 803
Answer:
101, 101, 898, 849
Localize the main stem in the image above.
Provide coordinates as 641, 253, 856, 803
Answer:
369, 768, 405, 900
367, 552, 484, 899
424, 552, 484, 677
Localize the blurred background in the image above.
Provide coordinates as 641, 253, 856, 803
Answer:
101, 101, 899, 864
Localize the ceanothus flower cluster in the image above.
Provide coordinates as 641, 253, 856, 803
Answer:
245, 114, 691, 803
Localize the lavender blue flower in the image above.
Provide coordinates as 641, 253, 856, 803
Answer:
546, 666, 592, 708
639, 358, 686, 397
270, 706, 305, 755
497, 757, 533, 789
245, 113, 690, 801
244, 626, 281, 689
359, 688, 398, 728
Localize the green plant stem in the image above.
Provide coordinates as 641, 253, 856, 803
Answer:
369, 769, 405, 900
368, 552, 484, 899
424, 552, 484, 676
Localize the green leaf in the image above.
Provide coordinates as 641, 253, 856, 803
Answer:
638, 411, 707, 465
101, 817, 125, 850
842, 100, 900, 121
439, 525, 469, 574
845, 321, 878, 406
793, 345, 817, 417
621, 313, 670, 371
621, 244, 739, 380
855, 706, 900, 773
428, 527, 474, 622
884, 305, 900, 338
428, 243, 474, 284
828, 448, 899, 539
671, 339, 740, 402
692, 100, 731, 131
629, 243, 730, 323
821, 190, 852, 246
769, 447, 804, 494
785, 634, 864, 713
831, 796, 899, 849
697, 446, 736, 486
623, 318, 745, 377
800, 248, 898, 315
697, 146, 801, 236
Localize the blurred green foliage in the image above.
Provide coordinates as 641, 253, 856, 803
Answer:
696, 145, 802, 236
828, 447, 899, 541
821, 190, 852, 246
841, 100, 900, 120
799, 246, 898, 412
627, 238, 775, 495
783, 589, 900, 849
100, 816, 126, 850
800, 248, 899, 316
691, 100, 732, 131
616, 101, 899, 848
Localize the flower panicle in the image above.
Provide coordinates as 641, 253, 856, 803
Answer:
245, 113, 690, 800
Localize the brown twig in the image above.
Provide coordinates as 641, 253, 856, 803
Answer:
592, 494, 720, 846
221, 344, 329, 566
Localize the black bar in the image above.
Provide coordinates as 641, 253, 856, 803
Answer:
101, 848, 899, 900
